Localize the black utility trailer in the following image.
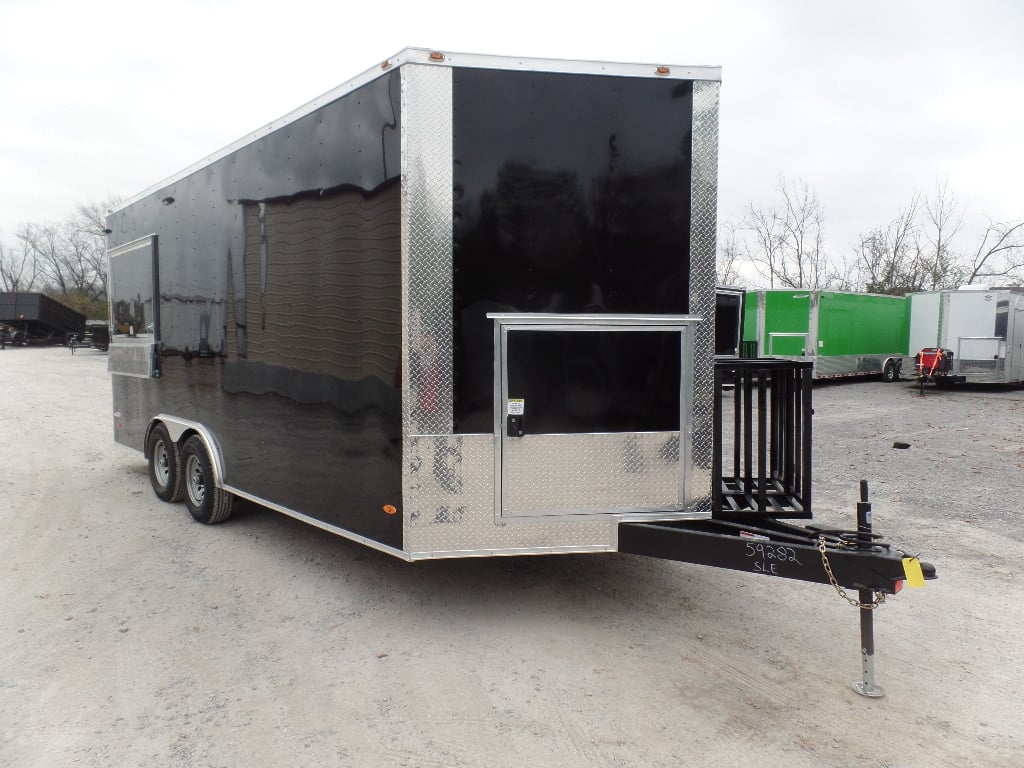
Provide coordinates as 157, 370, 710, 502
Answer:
107, 49, 933, 690
0, 293, 85, 346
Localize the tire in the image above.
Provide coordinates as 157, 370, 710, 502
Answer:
180, 435, 233, 524
147, 424, 183, 503
882, 361, 898, 382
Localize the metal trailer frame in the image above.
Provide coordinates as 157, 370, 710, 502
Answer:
744, 290, 908, 381
910, 287, 1024, 385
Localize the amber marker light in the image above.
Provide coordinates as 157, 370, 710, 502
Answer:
383, 504, 398, 515
381, 59, 392, 70
429, 51, 445, 62
655, 66, 670, 76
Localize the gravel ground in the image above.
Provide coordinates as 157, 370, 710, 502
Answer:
1, 347, 1022, 767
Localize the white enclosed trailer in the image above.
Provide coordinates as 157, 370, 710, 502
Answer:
909, 286, 1024, 385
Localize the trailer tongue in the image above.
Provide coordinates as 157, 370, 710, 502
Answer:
620, 507, 936, 691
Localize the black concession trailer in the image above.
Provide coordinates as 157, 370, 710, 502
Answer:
0, 292, 85, 345
108, 49, 932, 688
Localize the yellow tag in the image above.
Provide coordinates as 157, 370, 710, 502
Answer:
902, 557, 925, 588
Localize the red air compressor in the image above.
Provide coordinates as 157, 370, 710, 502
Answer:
914, 347, 965, 389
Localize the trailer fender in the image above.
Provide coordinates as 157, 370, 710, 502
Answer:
145, 415, 227, 489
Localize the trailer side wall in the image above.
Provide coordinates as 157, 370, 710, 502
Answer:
816, 292, 908, 356
109, 72, 404, 549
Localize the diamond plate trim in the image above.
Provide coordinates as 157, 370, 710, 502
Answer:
502, 432, 681, 515
404, 435, 615, 556
689, 80, 721, 513
402, 64, 454, 437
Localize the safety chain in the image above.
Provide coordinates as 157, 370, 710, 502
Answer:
817, 536, 887, 610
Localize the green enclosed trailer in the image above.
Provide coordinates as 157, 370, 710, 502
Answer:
743, 290, 908, 381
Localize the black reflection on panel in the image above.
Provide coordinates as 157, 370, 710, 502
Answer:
110, 247, 156, 336
452, 68, 694, 433
506, 330, 682, 434
107, 71, 404, 548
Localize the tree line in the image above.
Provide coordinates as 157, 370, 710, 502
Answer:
718, 176, 1024, 294
0, 197, 119, 320
4, 182, 1020, 319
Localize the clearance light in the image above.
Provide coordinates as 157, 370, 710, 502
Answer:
383, 504, 398, 515
655, 66, 670, 76
429, 51, 445, 62
381, 59, 392, 70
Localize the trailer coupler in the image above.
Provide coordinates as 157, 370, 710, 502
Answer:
619, 481, 936, 697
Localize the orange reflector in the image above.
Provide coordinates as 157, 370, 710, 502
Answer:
383, 504, 398, 515
655, 66, 670, 76
429, 51, 445, 62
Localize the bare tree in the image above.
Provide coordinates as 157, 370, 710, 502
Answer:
17, 223, 71, 294
10, 196, 117, 306
744, 203, 785, 288
74, 199, 116, 300
0, 239, 39, 292
965, 219, 1024, 285
854, 193, 924, 294
745, 176, 834, 289
716, 221, 744, 286
921, 179, 965, 290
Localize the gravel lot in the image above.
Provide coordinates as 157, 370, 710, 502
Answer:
1, 346, 1022, 767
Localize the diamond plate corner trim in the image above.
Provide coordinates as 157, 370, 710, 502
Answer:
689, 80, 721, 513
401, 64, 454, 438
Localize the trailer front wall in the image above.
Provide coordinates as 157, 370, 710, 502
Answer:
450, 68, 695, 433
401, 63, 719, 557
109, 72, 405, 549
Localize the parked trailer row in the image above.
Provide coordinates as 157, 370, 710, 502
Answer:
740, 286, 1024, 386
742, 290, 908, 381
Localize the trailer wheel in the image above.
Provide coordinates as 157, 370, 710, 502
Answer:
882, 361, 899, 382
180, 435, 233, 524
147, 424, 183, 503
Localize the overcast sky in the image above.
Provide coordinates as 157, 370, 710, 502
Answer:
2, 0, 1022, 271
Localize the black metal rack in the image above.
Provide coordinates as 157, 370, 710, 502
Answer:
712, 358, 813, 518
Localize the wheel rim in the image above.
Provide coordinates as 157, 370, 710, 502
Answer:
153, 439, 170, 487
185, 454, 206, 507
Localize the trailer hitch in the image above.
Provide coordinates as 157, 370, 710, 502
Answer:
618, 480, 936, 695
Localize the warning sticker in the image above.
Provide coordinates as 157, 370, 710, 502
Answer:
507, 398, 525, 416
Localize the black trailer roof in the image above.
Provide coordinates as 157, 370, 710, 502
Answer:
111, 48, 721, 216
